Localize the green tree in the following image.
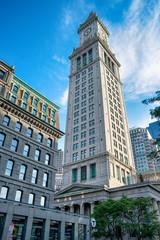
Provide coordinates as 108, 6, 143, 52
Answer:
142, 91, 160, 161
91, 196, 160, 240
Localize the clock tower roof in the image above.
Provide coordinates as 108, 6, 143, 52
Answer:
78, 11, 109, 36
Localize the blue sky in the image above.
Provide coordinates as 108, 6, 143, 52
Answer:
1, 0, 160, 150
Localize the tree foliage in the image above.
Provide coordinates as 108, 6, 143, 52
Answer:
91, 196, 160, 240
142, 91, 160, 159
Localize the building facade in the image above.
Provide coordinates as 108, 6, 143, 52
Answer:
0, 60, 90, 240
130, 127, 160, 173
147, 121, 160, 146
63, 11, 136, 189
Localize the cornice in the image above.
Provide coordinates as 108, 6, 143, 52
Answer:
0, 96, 64, 139
69, 35, 120, 67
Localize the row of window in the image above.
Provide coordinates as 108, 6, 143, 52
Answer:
110, 162, 131, 184
0, 186, 46, 206
12, 85, 56, 116
4, 160, 49, 186
0, 134, 51, 164
72, 147, 96, 161
2, 116, 53, 147
72, 163, 96, 183
77, 49, 93, 70
73, 128, 95, 142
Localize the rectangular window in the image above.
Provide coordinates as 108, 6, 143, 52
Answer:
0, 70, 5, 80
11, 96, 16, 103
23, 92, 28, 101
72, 168, 78, 183
116, 166, 121, 181
83, 53, 87, 66
90, 163, 96, 179
104, 52, 107, 63
121, 169, 125, 183
89, 49, 93, 62
33, 98, 38, 107
22, 102, 27, 110
89, 147, 95, 156
81, 166, 87, 181
77, 57, 81, 70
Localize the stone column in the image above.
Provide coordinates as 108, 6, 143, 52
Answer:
157, 201, 160, 215
24, 207, 34, 239
70, 205, 74, 213
2, 204, 14, 240
152, 199, 160, 221
60, 217, 65, 240
80, 203, 84, 214
43, 211, 50, 240
90, 202, 95, 214
74, 222, 79, 239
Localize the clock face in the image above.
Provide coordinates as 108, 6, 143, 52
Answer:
84, 28, 92, 36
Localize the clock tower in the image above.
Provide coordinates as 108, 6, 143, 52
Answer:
63, 12, 136, 188
78, 11, 109, 47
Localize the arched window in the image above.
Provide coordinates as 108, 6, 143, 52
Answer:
45, 154, 50, 165
19, 165, 26, 180
31, 169, 38, 184
28, 193, 34, 204
23, 144, 30, 157
26, 128, 33, 137
35, 149, 41, 161
42, 173, 48, 187
40, 196, 46, 207
15, 190, 22, 202
0, 186, 9, 199
2, 116, 10, 126
0, 133, 5, 146
47, 138, 52, 147
10, 139, 18, 151
37, 133, 43, 143
5, 160, 14, 176
15, 122, 22, 132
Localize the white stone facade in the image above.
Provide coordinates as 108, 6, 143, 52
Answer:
63, 12, 136, 188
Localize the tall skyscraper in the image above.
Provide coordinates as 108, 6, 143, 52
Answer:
147, 121, 160, 146
63, 12, 136, 188
130, 127, 160, 173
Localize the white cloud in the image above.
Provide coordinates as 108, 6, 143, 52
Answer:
60, 88, 68, 106
105, 0, 160, 100
53, 55, 68, 65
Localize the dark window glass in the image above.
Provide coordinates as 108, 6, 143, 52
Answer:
22, 102, 27, 110
0, 133, 5, 146
40, 196, 46, 206
77, 57, 81, 70
10, 139, 18, 151
0, 70, 5, 80
83, 53, 87, 66
81, 166, 87, 181
26, 128, 33, 137
0, 187, 8, 199
72, 168, 78, 183
28, 193, 34, 204
45, 154, 50, 165
89, 49, 93, 62
12, 85, 18, 94
33, 98, 38, 107
33, 109, 37, 116
51, 110, 55, 118
42, 173, 48, 187
23, 144, 30, 157
35, 149, 40, 161
43, 105, 47, 112
23, 92, 28, 101
11, 96, 16, 103
15, 122, 22, 132
15, 190, 22, 202
37, 133, 43, 142
90, 163, 96, 179
31, 169, 38, 184
19, 165, 26, 180
5, 160, 13, 176
42, 115, 46, 121
47, 138, 52, 147
2, 116, 10, 126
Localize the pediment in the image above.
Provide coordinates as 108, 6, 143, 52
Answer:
54, 183, 104, 198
